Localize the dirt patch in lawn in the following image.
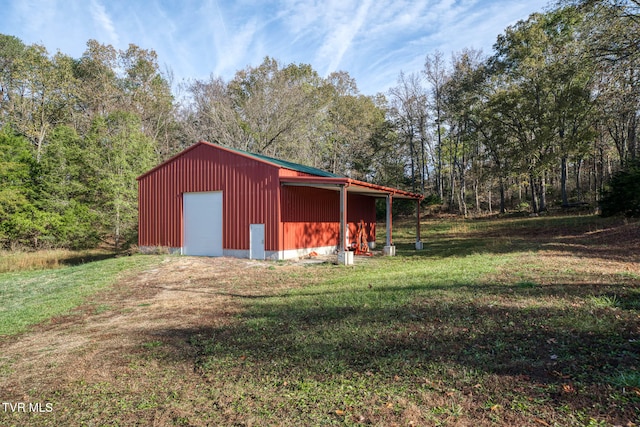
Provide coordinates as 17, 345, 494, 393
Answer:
0, 257, 305, 415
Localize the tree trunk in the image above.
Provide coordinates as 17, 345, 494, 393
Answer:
529, 173, 538, 213
630, 112, 637, 160
436, 119, 443, 199
474, 179, 480, 213
449, 168, 456, 212
459, 169, 467, 217
597, 146, 604, 203
561, 156, 569, 206
499, 176, 506, 214
115, 203, 121, 250
575, 157, 582, 202
518, 180, 523, 203
420, 123, 427, 194
409, 134, 416, 193
538, 173, 547, 212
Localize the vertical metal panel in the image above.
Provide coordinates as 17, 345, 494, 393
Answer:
279, 187, 377, 251
138, 143, 281, 251
347, 194, 377, 243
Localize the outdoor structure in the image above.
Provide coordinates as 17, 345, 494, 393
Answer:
137, 141, 423, 264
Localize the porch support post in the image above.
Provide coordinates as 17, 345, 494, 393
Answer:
383, 193, 395, 256
338, 184, 353, 265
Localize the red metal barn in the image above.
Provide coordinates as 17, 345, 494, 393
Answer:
137, 141, 422, 261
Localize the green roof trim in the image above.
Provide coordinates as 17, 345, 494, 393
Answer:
219, 143, 342, 178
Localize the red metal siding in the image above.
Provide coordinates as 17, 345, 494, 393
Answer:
280, 186, 376, 250
139, 142, 380, 255
138, 143, 281, 251
347, 194, 377, 244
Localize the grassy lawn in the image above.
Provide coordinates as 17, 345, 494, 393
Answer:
0, 214, 639, 426
183, 216, 639, 426
0, 254, 158, 336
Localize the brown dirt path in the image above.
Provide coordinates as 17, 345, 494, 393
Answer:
0, 256, 300, 407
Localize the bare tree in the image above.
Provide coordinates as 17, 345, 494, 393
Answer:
424, 51, 449, 199
388, 71, 428, 193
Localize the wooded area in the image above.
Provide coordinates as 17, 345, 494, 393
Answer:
1, 0, 639, 250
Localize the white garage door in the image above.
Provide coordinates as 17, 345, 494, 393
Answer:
183, 192, 223, 256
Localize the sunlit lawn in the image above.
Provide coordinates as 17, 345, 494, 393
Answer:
182, 215, 640, 426
1, 214, 638, 426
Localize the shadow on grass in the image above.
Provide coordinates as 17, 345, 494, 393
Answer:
399, 216, 640, 263
59, 252, 120, 267
259, 280, 640, 311
396, 237, 543, 259
147, 279, 640, 422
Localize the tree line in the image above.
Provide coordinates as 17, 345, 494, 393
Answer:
389, 0, 639, 216
1, 0, 638, 250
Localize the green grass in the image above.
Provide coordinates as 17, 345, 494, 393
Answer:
0, 255, 158, 336
185, 260, 638, 425
0, 215, 639, 426
180, 216, 640, 426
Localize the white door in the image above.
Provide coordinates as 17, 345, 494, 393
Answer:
183, 192, 223, 256
249, 224, 265, 260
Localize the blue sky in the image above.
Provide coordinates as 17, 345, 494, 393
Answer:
1, 0, 549, 95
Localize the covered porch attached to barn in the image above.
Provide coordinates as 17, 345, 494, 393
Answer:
279, 176, 424, 265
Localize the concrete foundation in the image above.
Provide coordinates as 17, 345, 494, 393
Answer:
338, 251, 354, 265
415, 241, 423, 250
383, 245, 396, 256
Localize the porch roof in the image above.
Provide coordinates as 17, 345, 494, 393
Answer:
279, 176, 423, 200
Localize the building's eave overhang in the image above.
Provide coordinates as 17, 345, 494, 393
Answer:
280, 176, 423, 200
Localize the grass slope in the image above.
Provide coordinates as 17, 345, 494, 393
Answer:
0, 255, 157, 336
186, 216, 640, 426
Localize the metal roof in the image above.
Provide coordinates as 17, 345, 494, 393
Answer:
137, 140, 340, 181
137, 140, 422, 200
215, 142, 422, 199
225, 145, 341, 178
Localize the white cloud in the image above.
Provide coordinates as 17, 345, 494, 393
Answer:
0, 0, 550, 95
316, 0, 373, 75
276, 0, 324, 38
275, 0, 376, 76
90, 0, 120, 45
14, 0, 58, 34
4, 0, 61, 46
214, 17, 260, 76
341, 0, 548, 94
